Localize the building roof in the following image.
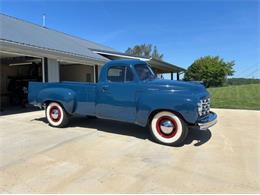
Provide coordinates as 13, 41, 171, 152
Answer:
0, 13, 114, 62
0, 13, 185, 73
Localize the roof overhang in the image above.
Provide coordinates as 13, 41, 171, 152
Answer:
0, 39, 109, 66
149, 58, 186, 74
93, 49, 149, 61
92, 49, 186, 73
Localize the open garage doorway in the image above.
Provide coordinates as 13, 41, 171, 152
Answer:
0, 51, 43, 114
60, 62, 95, 83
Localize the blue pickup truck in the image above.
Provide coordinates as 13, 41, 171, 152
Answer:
29, 59, 217, 146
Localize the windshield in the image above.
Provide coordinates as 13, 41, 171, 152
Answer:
134, 64, 156, 81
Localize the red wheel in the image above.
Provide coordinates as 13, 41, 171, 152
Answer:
150, 111, 188, 146
46, 102, 69, 127
49, 105, 61, 122
155, 116, 178, 138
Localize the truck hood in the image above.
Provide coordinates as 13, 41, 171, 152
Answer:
145, 79, 207, 94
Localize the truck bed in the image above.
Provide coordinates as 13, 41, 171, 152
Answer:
28, 81, 97, 115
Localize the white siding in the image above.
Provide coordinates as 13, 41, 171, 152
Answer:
47, 58, 59, 82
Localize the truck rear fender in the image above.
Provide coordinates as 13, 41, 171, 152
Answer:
37, 88, 76, 114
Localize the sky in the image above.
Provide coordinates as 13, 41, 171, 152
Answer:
0, 0, 259, 78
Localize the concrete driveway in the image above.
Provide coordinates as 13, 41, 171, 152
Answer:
0, 109, 259, 193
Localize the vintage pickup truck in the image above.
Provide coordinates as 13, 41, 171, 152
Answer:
28, 59, 217, 146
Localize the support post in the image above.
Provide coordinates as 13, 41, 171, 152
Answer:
170, 72, 173, 80
43, 57, 48, 82
95, 65, 99, 83
177, 72, 180, 80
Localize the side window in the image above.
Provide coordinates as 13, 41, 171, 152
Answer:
107, 66, 134, 82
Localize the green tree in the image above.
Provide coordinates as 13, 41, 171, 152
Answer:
125, 44, 164, 60
184, 56, 235, 87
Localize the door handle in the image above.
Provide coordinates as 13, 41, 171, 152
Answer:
102, 85, 109, 92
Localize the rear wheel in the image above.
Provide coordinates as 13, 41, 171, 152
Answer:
46, 102, 69, 127
150, 111, 188, 146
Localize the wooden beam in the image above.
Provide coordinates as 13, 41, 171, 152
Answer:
0, 56, 37, 65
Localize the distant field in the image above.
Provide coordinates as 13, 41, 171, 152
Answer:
208, 84, 260, 110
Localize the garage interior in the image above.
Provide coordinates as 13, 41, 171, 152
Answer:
0, 51, 97, 113
0, 51, 43, 111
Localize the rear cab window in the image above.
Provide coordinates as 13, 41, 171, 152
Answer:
107, 66, 134, 82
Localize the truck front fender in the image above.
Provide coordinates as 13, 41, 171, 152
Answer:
135, 91, 198, 127
37, 88, 76, 114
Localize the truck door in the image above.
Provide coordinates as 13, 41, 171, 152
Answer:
96, 65, 137, 122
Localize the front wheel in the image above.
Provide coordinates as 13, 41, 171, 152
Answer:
46, 102, 69, 128
150, 111, 188, 146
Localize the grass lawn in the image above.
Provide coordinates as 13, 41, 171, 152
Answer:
208, 83, 260, 110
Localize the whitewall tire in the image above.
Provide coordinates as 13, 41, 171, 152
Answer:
150, 111, 188, 146
46, 102, 69, 127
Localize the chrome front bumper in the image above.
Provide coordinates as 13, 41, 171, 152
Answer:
196, 111, 217, 130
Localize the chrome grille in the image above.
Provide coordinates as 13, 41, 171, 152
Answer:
200, 98, 210, 116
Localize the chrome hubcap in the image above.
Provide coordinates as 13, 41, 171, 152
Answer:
160, 120, 174, 134
51, 109, 59, 119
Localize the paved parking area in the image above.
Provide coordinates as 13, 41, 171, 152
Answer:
0, 109, 259, 193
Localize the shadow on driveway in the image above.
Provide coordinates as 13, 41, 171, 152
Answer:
33, 116, 212, 147
0, 105, 40, 116
179, 128, 212, 147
